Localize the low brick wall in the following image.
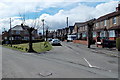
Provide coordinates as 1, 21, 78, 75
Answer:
73, 40, 88, 45
64, 40, 67, 42
109, 37, 116, 40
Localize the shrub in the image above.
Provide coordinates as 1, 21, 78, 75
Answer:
25, 48, 28, 51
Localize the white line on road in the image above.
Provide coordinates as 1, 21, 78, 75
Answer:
83, 58, 93, 68
83, 58, 111, 72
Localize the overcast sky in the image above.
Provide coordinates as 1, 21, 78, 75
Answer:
0, 0, 119, 34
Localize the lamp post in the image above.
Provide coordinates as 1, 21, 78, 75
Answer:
41, 19, 45, 40
10, 18, 12, 47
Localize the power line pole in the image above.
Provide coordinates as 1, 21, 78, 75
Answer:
10, 18, 12, 47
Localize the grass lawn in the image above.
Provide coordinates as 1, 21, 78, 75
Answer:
3, 42, 52, 53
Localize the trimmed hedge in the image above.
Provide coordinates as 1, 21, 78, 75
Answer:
2, 39, 44, 44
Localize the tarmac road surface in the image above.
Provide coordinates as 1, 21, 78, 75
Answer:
2, 42, 118, 78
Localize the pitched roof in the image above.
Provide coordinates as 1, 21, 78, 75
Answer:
69, 26, 74, 30
96, 11, 120, 22
74, 19, 96, 27
11, 25, 23, 30
74, 22, 85, 27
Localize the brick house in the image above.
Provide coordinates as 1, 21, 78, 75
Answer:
78, 22, 88, 40
68, 26, 74, 35
56, 29, 62, 38
72, 22, 86, 39
93, 3, 120, 41
72, 19, 95, 45
2, 25, 38, 43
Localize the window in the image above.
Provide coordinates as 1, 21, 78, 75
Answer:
109, 30, 115, 37
4, 37, 7, 40
24, 37, 29, 40
100, 21, 103, 26
112, 17, 116, 24
82, 32, 87, 37
32, 37, 35, 40
96, 23, 99, 27
16, 31, 20, 34
85, 26, 87, 30
104, 20, 107, 26
24, 31, 28, 34
11, 31, 14, 34
93, 32, 96, 37
9, 37, 14, 40
100, 31, 105, 37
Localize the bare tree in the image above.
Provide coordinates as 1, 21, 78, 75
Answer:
19, 12, 40, 53
87, 18, 96, 48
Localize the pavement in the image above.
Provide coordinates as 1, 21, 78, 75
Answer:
63, 41, 120, 58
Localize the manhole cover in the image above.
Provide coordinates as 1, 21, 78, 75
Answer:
38, 71, 52, 77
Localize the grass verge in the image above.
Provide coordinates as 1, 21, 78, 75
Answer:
3, 42, 52, 53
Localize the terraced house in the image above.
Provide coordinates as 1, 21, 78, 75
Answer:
93, 3, 120, 41
72, 22, 85, 39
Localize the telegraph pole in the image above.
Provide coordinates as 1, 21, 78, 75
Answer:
10, 18, 12, 47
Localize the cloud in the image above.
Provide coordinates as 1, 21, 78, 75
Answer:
1, 0, 119, 2
0, 1, 119, 34
37, 1, 118, 30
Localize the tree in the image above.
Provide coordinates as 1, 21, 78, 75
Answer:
87, 19, 95, 48
21, 24, 36, 53
19, 11, 42, 53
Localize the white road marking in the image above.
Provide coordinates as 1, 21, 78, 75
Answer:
83, 58, 93, 68
83, 58, 112, 72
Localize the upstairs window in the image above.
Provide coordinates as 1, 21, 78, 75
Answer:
104, 20, 107, 26
112, 17, 116, 24
96, 23, 99, 27
100, 21, 103, 26
16, 31, 20, 34
85, 26, 87, 30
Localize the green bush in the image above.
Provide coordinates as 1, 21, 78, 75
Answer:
116, 38, 120, 51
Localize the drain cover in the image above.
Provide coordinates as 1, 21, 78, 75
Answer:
38, 71, 52, 77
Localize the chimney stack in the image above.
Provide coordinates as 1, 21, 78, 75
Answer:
116, 1, 120, 11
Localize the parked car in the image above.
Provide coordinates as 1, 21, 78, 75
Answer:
47, 38, 52, 42
50, 39, 61, 45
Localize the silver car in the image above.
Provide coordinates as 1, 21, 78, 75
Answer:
50, 39, 61, 45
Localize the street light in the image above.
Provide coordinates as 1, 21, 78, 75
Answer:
10, 18, 12, 47
41, 19, 44, 40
